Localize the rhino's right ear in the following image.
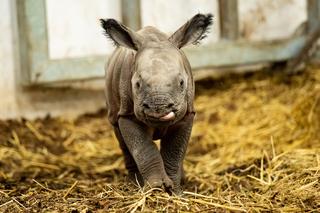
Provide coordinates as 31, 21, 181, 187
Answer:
169, 13, 213, 49
100, 19, 143, 51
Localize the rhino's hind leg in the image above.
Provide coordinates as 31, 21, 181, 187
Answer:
180, 164, 186, 185
118, 117, 173, 190
114, 126, 143, 186
160, 113, 194, 194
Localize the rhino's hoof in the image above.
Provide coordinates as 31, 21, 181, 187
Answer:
171, 186, 183, 195
163, 176, 174, 189
146, 174, 173, 190
127, 172, 144, 187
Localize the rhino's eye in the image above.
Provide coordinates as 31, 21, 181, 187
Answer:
136, 82, 140, 89
180, 80, 184, 87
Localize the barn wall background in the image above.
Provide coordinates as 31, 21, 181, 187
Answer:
0, 0, 17, 118
0, 0, 306, 119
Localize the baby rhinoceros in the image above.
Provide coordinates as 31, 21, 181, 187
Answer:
100, 13, 213, 193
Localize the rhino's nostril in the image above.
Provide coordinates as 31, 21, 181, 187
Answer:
167, 103, 174, 108
143, 103, 150, 109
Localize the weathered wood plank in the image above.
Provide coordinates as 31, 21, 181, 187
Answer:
15, 0, 310, 84
16, 0, 58, 84
218, 0, 239, 40
307, 0, 320, 33
16, 0, 31, 84
185, 36, 306, 69
33, 56, 106, 84
16, 0, 110, 85
121, 0, 141, 30
34, 36, 306, 84
307, 0, 320, 63
24, 0, 50, 84
285, 24, 320, 74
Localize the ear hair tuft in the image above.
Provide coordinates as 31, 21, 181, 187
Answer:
169, 13, 213, 48
100, 18, 139, 50
100, 19, 120, 47
190, 13, 213, 45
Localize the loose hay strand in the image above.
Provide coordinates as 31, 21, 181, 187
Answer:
188, 198, 247, 212
63, 180, 78, 199
32, 179, 55, 192
0, 67, 319, 212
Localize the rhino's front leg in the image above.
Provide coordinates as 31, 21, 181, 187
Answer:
113, 125, 143, 186
160, 113, 194, 193
118, 117, 173, 189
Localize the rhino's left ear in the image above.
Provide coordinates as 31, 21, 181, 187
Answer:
169, 13, 213, 49
100, 18, 143, 51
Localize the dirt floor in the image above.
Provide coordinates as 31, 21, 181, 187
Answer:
0, 67, 319, 212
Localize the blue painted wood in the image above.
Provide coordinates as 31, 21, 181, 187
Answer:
121, 0, 141, 30
33, 36, 307, 83
16, 0, 31, 84
15, 0, 312, 84
40, 56, 106, 83
307, 0, 320, 32
218, 0, 239, 40
185, 37, 306, 68
307, 0, 320, 61
23, 0, 49, 83
17, 0, 108, 84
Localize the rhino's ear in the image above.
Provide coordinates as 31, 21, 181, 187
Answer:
169, 13, 213, 49
100, 19, 143, 50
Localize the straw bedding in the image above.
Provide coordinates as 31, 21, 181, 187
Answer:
0, 67, 319, 212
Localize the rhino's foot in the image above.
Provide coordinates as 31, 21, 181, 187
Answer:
180, 167, 186, 185
127, 172, 144, 187
172, 185, 183, 195
167, 176, 184, 195
145, 173, 173, 190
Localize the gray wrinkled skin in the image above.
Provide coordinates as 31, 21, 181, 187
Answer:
100, 13, 213, 193
132, 46, 189, 127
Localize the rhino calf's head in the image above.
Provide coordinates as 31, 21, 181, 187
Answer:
101, 14, 212, 127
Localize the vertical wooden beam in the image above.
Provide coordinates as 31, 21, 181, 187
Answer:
307, 0, 320, 33
218, 0, 239, 40
16, 0, 49, 84
307, 0, 320, 63
16, 0, 31, 84
121, 0, 141, 31
15, 0, 109, 84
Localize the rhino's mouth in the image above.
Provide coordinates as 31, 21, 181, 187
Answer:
159, 112, 175, 121
145, 111, 176, 124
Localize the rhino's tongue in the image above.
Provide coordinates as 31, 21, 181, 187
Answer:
159, 112, 175, 121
